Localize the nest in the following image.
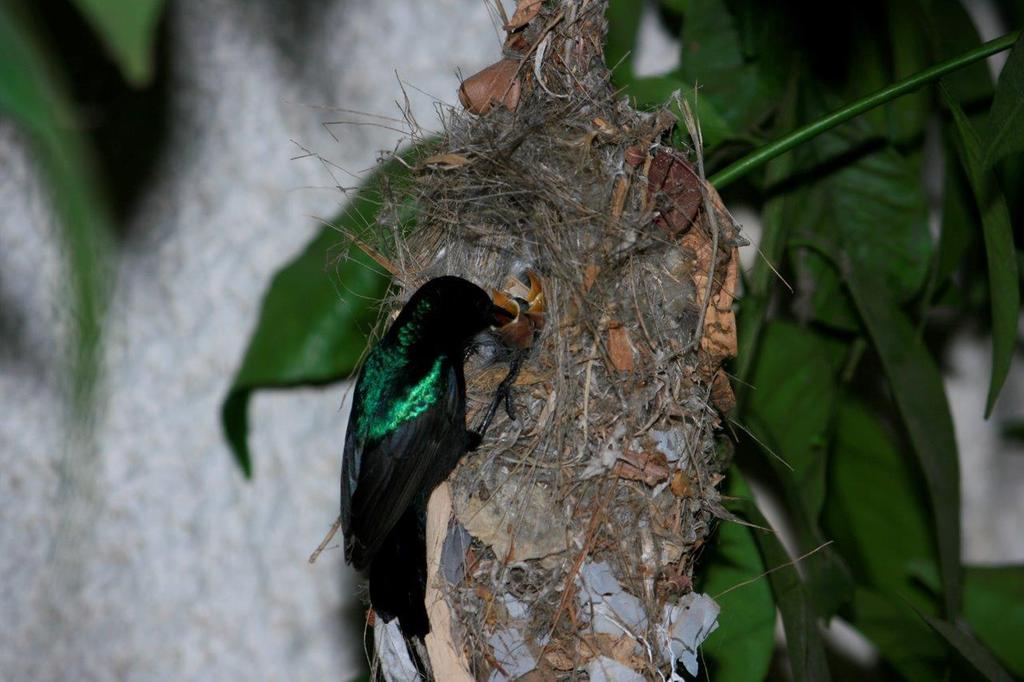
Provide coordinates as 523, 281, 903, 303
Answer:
351, 1, 744, 679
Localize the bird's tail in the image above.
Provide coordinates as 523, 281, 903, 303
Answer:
369, 502, 430, 640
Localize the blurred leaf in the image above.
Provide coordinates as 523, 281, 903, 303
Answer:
0, 2, 114, 410
792, 125, 931, 306
920, 613, 1015, 682
735, 87, 799, 384
984, 34, 1024, 167
885, 3, 931, 144
940, 86, 1020, 417
605, 0, 643, 80
920, 0, 992, 105
698, 471, 776, 682
747, 323, 844, 522
743, 323, 853, 617
906, 561, 1024, 678
675, 0, 773, 149
1003, 420, 1024, 442
963, 566, 1024, 678
736, 485, 831, 681
935, 141, 978, 287
823, 399, 937, 607
221, 161, 409, 475
842, 252, 962, 619
626, 74, 734, 151
793, 250, 861, 332
69, 0, 165, 86
846, 589, 949, 681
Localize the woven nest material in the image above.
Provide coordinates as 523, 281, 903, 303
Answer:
353, 1, 744, 679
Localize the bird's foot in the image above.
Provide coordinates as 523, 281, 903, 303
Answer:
472, 350, 524, 444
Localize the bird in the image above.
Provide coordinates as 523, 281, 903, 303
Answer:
339, 275, 522, 643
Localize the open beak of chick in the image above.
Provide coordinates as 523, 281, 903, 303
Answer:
490, 270, 546, 350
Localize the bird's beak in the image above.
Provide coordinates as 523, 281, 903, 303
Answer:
491, 290, 520, 327
525, 270, 545, 315
490, 271, 546, 349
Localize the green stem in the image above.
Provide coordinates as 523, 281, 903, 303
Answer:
710, 30, 1021, 189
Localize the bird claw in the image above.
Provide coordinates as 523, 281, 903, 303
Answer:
472, 350, 524, 444
502, 384, 517, 422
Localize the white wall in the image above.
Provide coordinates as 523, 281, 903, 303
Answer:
1, 1, 496, 679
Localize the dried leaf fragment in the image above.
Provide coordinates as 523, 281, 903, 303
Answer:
504, 0, 543, 30
647, 149, 703, 236
710, 369, 736, 413
458, 59, 521, 115
544, 648, 576, 671
624, 144, 646, 167
583, 263, 600, 292
670, 470, 693, 498
607, 322, 635, 372
418, 152, 471, 170
613, 449, 670, 486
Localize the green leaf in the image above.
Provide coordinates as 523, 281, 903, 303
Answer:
846, 589, 949, 681
735, 87, 799, 385
920, 0, 992, 106
940, 86, 1021, 417
747, 323, 844, 522
920, 614, 1015, 682
984, 34, 1024, 167
698, 472, 775, 682
221, 158, 410, 475
69, 0, 166, 86
0, 2, 114, 411
675, 0, 773, 148
742, 324, 853, 617
963, 566, 1024, 678
885, 2, 932, 144
1003, 420, 1024, 443
736, 484, 831, 682
823, 399, 937, 607
841, 252, 962, 619
790, 125, 931, 307
934, 140, 978, 288
605, 0, 643, 81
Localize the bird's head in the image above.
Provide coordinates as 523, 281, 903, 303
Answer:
400, 276, 510, 349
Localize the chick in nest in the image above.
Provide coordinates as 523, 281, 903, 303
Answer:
477, 270, 546, 435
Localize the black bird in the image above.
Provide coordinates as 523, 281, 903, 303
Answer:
340, 276, 517, 641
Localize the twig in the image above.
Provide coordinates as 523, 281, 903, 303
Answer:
676, 91, 720, 355
308, 515, 342, 564
713, 540, 835, 599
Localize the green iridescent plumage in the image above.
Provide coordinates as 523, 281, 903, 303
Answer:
359, 357, 443, 441
354, 298, 446, 442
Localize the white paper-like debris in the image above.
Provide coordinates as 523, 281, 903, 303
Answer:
580, 561, 621, 595
586, 656, 645, 682
650, 428, 686, 464
373, 618, 419, 682
578, 561, 648, 635
502, 593, 529, 620
660, 592, 721, 677
441, 520, 472, 584
486, 628, 536, 681
582, 425, 628, 479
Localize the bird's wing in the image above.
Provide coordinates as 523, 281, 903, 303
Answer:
341, 361, 465, 570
